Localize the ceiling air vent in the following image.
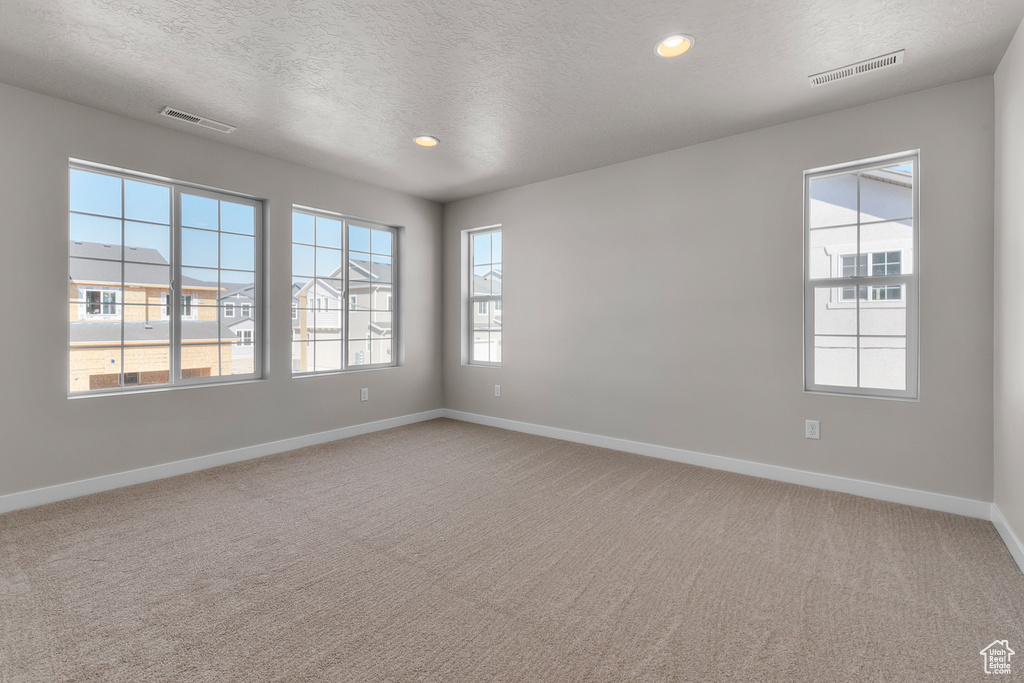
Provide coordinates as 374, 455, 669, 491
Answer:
809, 50, 905, 88
160, 106, 236, 133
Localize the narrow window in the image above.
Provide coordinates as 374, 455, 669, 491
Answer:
467, 227, 502, 365
69, 163, 263, 394
291, 208, 398, 374
804, 153, 918, 399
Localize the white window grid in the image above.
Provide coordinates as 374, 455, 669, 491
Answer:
291, 207, 399, 375
68, 161, 263, 395
803, 152, 919, 400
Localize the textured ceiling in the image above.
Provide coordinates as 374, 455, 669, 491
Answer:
0, 0, 1021, 203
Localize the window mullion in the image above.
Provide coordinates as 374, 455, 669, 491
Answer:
120, 177, 126, 387
343, 218, 349, 370
171, 186, 183, 385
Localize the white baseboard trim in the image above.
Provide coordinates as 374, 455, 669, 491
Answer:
442, 409, 993, 520
991, 504, 1024, 575
6, 407, 1016, 572
0, 409, 445, 515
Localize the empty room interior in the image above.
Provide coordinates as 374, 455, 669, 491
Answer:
2, 0, 1024, 680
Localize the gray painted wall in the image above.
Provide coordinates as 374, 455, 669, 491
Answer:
443, 77, 995, 502
0, 82, 444, 497
995, 21, 1024, 544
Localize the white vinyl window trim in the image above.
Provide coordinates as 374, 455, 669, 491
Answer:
465, 225, 502, 367
803, 151, 919, 400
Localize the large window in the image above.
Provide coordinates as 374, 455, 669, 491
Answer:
68, 163, 262, 394
804, 152, 918, 399
467, 227, 502, 365
291, 208, 398, 374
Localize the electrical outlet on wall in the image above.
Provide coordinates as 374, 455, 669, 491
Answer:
494, 384, 501, 398
805, 420, 820, 439
360, 388, 369, 402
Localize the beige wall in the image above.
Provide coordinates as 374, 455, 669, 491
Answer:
995, 20, 1024, 544
0, 81, 443, 497
444, 77, 995, 501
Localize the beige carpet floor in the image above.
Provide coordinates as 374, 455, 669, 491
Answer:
1, 418, 1022, 682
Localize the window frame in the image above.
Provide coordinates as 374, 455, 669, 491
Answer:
465, 225, 502, 367
803, 151, 919, 400
68, 161, 264, 397
291, 206, 400, 376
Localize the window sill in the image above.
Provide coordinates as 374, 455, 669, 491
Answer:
291, 364, 399, 378
68, 376, 265, 400
803, 387, 919, 402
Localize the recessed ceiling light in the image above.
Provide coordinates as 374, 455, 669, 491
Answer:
414, 135, 439, 147
656, 34, 694, 58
